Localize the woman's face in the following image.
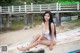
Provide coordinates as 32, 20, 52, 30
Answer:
44, 13, 50, 21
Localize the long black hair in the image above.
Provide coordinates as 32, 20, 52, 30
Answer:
43, 11, 56, 38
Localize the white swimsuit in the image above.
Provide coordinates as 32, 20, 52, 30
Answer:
43, 30, 56, 41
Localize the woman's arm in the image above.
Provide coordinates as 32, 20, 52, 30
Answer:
49, 23, 55, 50
51, 23, 55, 45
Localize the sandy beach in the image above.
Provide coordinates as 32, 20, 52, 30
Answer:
0, 23, 80, 53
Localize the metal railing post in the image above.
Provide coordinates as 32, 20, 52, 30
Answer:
8, 6, 10, 13
19, 6, 21, 12
77, 2, 79, 10
24, 2, 27, 12
12, 5, 14, 13
56, 2, 58, 10
0, 6, 2, 12
40, 5, 42, 11
31, 3, 33, 11
59, 4, 61, 10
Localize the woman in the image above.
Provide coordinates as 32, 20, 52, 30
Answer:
17, 11, 56, 51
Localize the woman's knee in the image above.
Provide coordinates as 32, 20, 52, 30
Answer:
39, 40, 51, 45
32, 34, 41, 40
36, 34, 40, 38
35, 33, 42, 38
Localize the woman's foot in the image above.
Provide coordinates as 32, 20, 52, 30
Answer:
47, 42, 56, 50
17, 47, 29, 52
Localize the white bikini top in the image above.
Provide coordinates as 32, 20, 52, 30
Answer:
43, 30, 50, 35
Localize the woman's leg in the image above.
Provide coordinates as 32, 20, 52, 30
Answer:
17, 41, 38, 51
21, 37, 51, 51
39, 40, 51, 46
22, 39, 52, 51
17, 34, 43, 51
17, 35, 56, 51
24, 38, 55, 51
31, 34, 40, 43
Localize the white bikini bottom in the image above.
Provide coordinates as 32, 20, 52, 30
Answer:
44, 34, 56, 42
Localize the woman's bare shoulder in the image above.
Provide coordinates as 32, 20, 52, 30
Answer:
51, 23, 54, 27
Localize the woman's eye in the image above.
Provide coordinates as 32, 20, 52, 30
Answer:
46, 15, 49, 17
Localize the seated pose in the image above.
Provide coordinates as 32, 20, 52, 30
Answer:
17, 10, 56, 52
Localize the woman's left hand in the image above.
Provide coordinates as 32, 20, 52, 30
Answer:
49, 44, 53, 50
